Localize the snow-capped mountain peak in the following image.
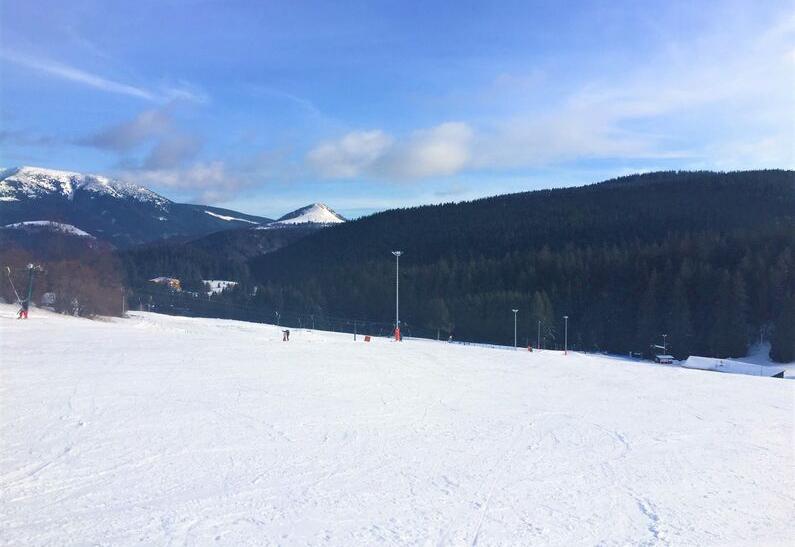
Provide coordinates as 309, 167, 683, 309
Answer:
273, 203, 346, 225
0, 166, 169, 207
1, 165, 343, 247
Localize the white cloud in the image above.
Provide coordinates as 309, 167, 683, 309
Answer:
127, 161, 245, 203
305, 7, 793, 181
306, 13, 792, 182
385, 122, 473, 178
473, 9, 795, 171
307, 122, 473, 180
307, 130, 393, 178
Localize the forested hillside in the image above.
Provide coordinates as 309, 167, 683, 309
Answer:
0, 230, 124, 317
118, 225, 320, 292
248, 170, 794, 361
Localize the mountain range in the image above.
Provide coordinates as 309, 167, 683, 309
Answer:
0, 166, 344, 248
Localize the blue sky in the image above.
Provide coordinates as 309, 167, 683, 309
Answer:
1, 0, 792, 218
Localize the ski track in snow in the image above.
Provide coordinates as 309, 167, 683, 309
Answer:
0, 303, 793, 546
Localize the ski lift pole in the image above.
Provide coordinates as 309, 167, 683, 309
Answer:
26, 265, 35, 302
5, 266, 22, 304
19, 264, 41, 319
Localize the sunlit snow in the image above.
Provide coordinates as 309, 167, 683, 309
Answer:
204, 210, 259, 223
0, 166, 169, 206
2, 220, 95, 238
0, 304, 792, 545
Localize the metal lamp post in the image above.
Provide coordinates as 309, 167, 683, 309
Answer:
537, 319, 541, 350
512, 309, 519, 348
563, 315, 569, 355
392, 251, 402, 340
662, 333, 668, 353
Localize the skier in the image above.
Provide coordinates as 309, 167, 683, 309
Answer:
17, 298, 29, 319
282, 329, 290, 341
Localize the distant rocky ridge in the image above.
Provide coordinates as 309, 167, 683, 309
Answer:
0, 166, 344, 248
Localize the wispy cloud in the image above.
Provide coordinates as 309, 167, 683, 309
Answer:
306, 7, 794, 182
249, 85, 323, 117
79, 108, 173, 151
0, 50, 205, 103
1, 50, 156, 100
80, 106, 205, 175
307, 130, 393, 178
385, 122, 473, 178
473, 8, 795, 171
0, 129, 60, 147
125, 161, 256, 204
143, 134, 203, 170
307, 122, 473, 180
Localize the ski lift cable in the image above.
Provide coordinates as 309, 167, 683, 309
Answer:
5, 266, 22, 304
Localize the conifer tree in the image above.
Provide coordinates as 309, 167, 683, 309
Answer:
667, 278, 693, 359
710, 271, 749, 358
635, 272, 659, 355
770, 295, 795, 362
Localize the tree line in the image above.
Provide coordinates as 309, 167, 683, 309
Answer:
247, 170, 794, 362
114, 170, 794, 362
0, 231, 124, 317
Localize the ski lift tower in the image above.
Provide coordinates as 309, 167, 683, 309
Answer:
512, 309, 518, 348
5, 264, 43, 319
391, 251, 402, 341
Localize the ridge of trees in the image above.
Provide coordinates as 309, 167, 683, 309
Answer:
246, 170, 794, 361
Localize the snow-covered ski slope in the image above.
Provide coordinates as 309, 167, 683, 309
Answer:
1, 304, 793, 546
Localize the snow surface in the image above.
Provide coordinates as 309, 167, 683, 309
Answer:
204, 210, 259, 224
3, 220, 95, 238
1, 304, 793, 546
683, 355, 787, 377
204, 279, 238, 295
262, 203, 346, 228
0, 166, 169, 206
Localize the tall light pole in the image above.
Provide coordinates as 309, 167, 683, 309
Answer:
537, 319, 541, 350
563, 315, 569, 355
662, 333, 668, 353
512, 309, 519, 348
392, 251, 402, 340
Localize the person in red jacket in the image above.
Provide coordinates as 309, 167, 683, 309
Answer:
17, 298, 29, 319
